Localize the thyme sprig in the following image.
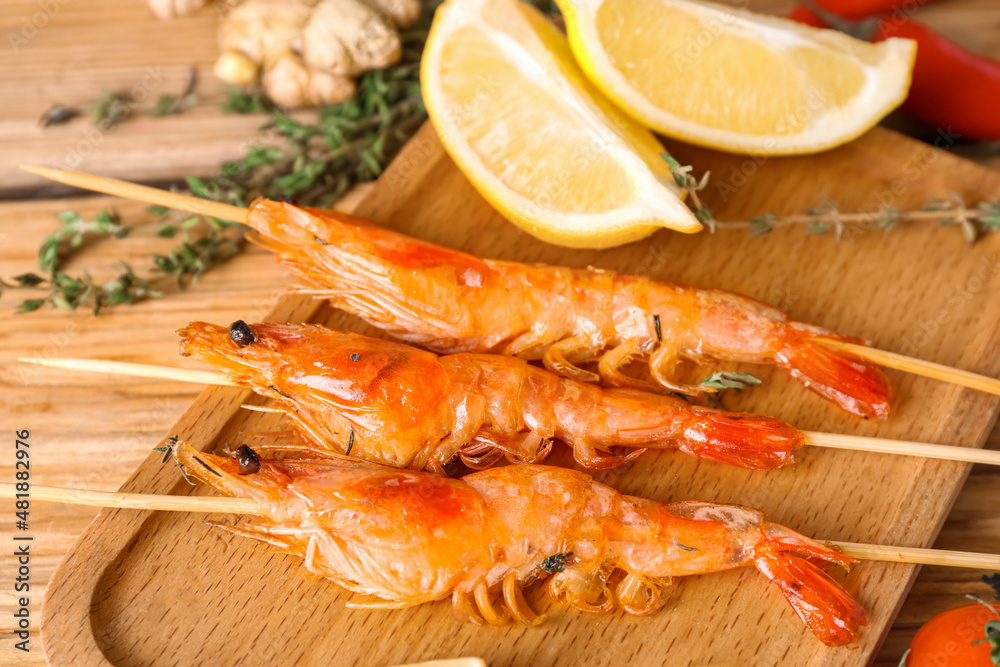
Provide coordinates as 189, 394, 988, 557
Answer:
154, 435, 197, 485
663, 155, 1000, 243
210, 37, 427, 208
221, 88, 274, 115
4, 206, 243, 314
16, 9, 434, 315
153, 68, 199, 118
40, 67, 199, 129
662, 153, 714, 228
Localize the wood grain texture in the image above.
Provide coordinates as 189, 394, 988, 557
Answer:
24, 122, 1000, 666
0, 0, 308, 199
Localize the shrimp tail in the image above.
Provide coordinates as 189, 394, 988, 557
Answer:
775, 329, 892, 421
679, 412, 803, 470
754, 523, 867, 646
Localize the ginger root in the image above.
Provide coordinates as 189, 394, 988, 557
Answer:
149, 0, 421, 107
148, 0, 210, 20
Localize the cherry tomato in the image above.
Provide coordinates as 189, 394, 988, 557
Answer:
905, 602, 1000, 666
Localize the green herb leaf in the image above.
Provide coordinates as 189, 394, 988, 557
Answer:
185, 176, 210, 199
874, 208, 903, 231
700, 372, 762, 392
93, 91, 131, 129
748, 215, 774, 236
16, 299, 46, 314
221, 88, 274, 114
807, 221, 832, 235
13, 273, 45, 287
39, 237, 60, 274
694, 204, 714, 224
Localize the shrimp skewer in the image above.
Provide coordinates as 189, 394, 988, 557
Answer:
22, 166, 1000, 414
179, 320, 804, 473
23, 355, 1000, 467
4, 479, 999, 570
164, 441, 866, 646
248, 201, 892, 420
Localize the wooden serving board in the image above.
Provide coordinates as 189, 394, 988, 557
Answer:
40, 122, 1000, 666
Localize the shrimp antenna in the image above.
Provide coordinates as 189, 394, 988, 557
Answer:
18, 356, 1000, 468
18, 165, 1000, 399
0, 481, 995, 570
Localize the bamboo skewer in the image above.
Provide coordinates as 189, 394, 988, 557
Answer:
21, 357, 232, 386
799, 431, 1000, 467
821, 338, 1000, 397
19, 164, 1000, 398
0, 482, 260, 515
20, 357, 1000, 467
1, 482, 996, 570
20, 164, 246, 223
831, 542, 1000, 570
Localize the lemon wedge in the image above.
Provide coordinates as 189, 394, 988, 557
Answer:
421, 0, 702, 248
557, 0, 916, 155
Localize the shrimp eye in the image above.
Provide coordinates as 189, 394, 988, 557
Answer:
229, 320, 256, 348
234, 444, 261, 474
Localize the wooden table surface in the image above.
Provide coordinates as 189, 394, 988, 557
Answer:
1, 1, 999, 665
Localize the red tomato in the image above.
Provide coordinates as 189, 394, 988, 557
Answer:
906, 602, 1000, 666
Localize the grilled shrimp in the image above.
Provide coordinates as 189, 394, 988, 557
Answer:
174, 441, 866, 646
179, 321, 803, 473
246, 200, 892, 420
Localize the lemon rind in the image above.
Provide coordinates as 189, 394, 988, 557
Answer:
422, 0, 703, 248
561, 0, 917, 156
